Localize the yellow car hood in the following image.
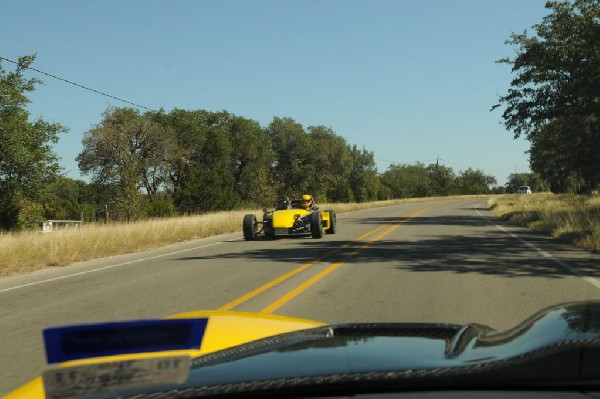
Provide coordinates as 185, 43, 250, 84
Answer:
6, 311, 324, 399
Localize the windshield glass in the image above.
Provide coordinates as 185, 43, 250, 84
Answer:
1, 0, 600, 397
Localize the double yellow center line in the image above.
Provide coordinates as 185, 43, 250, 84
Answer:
218, 205, 435, 314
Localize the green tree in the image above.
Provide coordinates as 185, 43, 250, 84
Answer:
166, 109, 240, 213
380, 162, 459, 199
456, 168, 496, 195
306, 126, 353, 202
0, 55, 66, 230
266, 117, 313, 195
505, 172, 549, 193
380, 163, 433, 199
143, 192, 178, 218
527, 116, 599, 192
228, 115, 275, 206
44, 176, 88, 220
491, 185, 507, 194
349, 145, 380, 202
426, 163, 457, 196
494, 0, 600, 192
77, 107, 177, 220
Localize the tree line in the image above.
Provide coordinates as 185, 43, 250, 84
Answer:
2, 55, 514, 231
73, 107, 501, 223
74, 107, 393, 221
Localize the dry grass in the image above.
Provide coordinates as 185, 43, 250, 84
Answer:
0, 196, 489, 277
0, 210, 258, 277
488, 193, 600, 252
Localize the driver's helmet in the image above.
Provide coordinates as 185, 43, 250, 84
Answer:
276, 196, 291, 210
301, 194, 314, 209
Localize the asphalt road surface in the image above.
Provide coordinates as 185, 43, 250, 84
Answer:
2, 198, 600, 395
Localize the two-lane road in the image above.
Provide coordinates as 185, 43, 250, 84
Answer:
2, 198, 600, 394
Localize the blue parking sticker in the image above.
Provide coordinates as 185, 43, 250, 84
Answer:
43, 318, 208, 364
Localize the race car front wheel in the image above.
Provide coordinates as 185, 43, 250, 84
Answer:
243, 214, 258, 240
310, 211, 324, 239
325, 209, 336, 234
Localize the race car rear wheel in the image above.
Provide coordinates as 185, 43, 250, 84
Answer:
325, 209, 336, 234
310, 211, 324, 238
243, 214, 258, 240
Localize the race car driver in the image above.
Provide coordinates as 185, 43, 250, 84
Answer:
301, 194, 316, 210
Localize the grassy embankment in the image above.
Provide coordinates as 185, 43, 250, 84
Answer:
488, 193, 600, 252
1, 197, 470, 277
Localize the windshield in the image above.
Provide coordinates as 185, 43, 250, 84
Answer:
1, 0, 600, 397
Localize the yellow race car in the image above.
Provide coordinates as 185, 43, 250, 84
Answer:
243, 194, 336, 240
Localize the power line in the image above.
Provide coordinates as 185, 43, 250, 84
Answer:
0, 55, 210, 128
0, 56, 155, 112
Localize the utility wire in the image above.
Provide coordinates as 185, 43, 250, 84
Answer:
0, 55, 210, 127
0, 56, 155, 112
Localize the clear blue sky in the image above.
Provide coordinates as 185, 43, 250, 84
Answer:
2, 0, 550, 185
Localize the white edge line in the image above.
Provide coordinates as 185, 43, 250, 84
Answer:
474, 202, 600, 290
0, 241, 226, 294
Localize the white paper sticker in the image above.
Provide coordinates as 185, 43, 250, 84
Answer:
43, 356, 190, 399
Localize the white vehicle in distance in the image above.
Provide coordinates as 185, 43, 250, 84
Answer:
517, 185, 532, 194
